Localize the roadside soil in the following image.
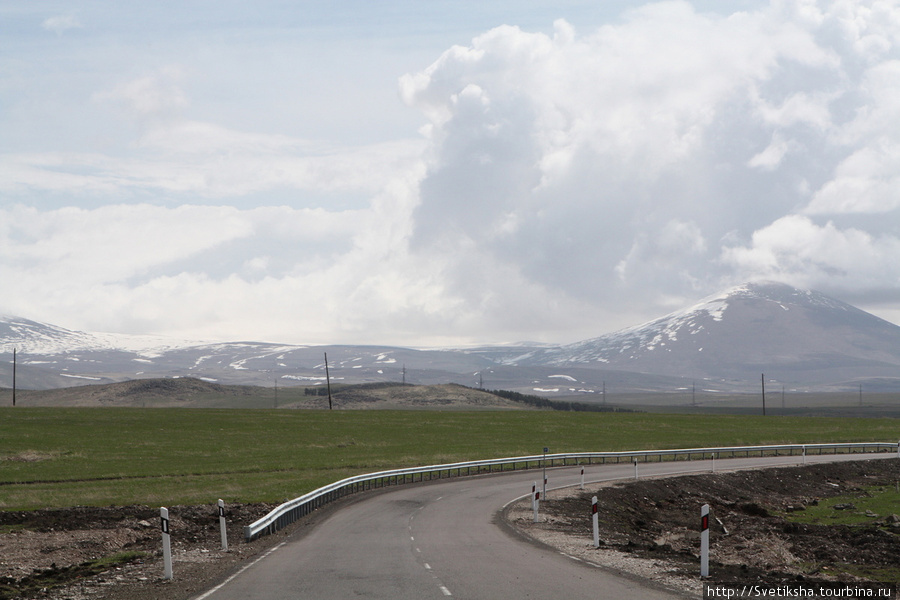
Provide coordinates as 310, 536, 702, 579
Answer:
506, 458, 900, 597
3, 459, 900, 599
0, 497, 354, 600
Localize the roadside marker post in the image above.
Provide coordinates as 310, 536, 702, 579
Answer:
802, 445, 807, 465
531, 482, 536, 511
580, 465, 585, 490
161, 507, 173, 580
633, 460, 638, 480
700, 504, 710, 578
711, 453, 715, 473
218, 499, 228, 551
591, 496, 599, 548
533, 482, 540, 523
542, 448, 548, 499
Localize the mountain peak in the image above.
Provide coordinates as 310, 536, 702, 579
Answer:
515, 282, 900, 385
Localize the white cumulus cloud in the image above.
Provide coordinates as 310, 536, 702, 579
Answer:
5, 1, 900, 344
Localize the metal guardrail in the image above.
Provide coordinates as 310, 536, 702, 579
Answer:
244, 442, 898, 541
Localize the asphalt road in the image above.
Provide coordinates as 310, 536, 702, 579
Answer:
195, 452, 892, 600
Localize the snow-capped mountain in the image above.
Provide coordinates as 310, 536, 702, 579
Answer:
2, 282, 900, 393
0, 315, 199, 356
510, 281, 900, 385
1, 315, 112, 355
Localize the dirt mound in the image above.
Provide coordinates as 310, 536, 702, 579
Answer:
521, 459, 900, 590
0, 503, 278, 600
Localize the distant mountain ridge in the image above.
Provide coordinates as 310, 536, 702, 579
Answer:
2, 282, 900, 394
508, 282, 900, 385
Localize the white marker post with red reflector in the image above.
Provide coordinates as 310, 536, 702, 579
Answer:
533, 481, 540, 523
591, 496, 599, 548
161, 507, 173, 580
700, 504, 710, 577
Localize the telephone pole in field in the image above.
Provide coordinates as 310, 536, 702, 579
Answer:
324, 353, 333, 410
761, 373, 766, 416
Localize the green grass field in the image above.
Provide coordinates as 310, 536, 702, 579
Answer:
2, 407, 899, 511
784, 484, 900, 526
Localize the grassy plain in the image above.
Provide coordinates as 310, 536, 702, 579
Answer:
2, 407, 899, 510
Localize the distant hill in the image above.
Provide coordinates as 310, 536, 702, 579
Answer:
11, 378, 531, 410
3, 282, 900, 397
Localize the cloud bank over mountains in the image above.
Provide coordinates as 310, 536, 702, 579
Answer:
2, 1, 900, 345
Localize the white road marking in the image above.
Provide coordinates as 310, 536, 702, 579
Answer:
439, 585, 452, 595
191, 542, 286, 600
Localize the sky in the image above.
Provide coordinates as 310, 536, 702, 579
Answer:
2, 0, 900, 347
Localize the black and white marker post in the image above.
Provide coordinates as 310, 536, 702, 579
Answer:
218, 499, 228, 551
700, 503, 710, 578
591, 495, 599, 548
580, 465, 585, 490
161, 507, 173, 580
542, 447, 548, 499
532, 481, 540, 523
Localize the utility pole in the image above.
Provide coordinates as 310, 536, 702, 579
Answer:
401, 364, 406, 385
479, 372, 484, 390
12, 348, 16, 407
324, 353, 333, 410
859, 383, 863, 407
602, 381, 606, 405
692, 381, 696, 407
761, 373, 766, 416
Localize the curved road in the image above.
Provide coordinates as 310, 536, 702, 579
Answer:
196, 452, 891, 600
